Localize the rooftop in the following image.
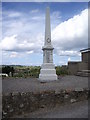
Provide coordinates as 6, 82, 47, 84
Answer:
80, 48, 90, 53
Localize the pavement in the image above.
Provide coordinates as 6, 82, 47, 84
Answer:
14, 100, 88, 118
2, 75, 88, 93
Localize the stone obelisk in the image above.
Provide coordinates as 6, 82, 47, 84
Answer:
39, 7, 57, 81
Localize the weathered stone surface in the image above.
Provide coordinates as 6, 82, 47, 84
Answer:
64, 94, 69, 99
70, 99, 77, 103
75, 88, 84, 92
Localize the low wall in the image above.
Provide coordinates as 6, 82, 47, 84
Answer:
68, 61, 88, 75
78, 62, 88, 71
2, 88, 90, 118
68, 62, 80, 75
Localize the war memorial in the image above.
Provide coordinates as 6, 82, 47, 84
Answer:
39, 7, 57, 81
1, 7, 89, 119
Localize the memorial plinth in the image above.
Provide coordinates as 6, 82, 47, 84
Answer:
39, 7, 57, 81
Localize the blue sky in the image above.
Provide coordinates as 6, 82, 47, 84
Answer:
1, 2, 88, 66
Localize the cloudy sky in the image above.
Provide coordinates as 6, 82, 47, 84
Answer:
1, 2, 88, 66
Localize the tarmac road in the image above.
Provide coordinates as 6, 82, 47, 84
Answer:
2, 75, 88, 93
22, 100, 88, 118
16, 100, 88, 118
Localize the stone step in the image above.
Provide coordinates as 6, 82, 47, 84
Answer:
39, 74, 57, 81
77, 70, 90, 77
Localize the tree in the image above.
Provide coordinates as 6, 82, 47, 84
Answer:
2, 66, 15, 77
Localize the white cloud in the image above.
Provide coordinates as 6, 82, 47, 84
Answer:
2, 8, 88, 59
0, 35, 18, 50
51, 11, 61, 19
3, 11, 22, 18
31, 16, 44, 21
58, 60, 67, 66
26, 51, 34, 54
8, 12, 22, 18
1, 34, 43, 53
30, 9, 39, 13
57, 50, 80, 57
18, 41, 34, 51
68, 57, 71, 61
10, 52, 18, 58
52, 9, 88, 56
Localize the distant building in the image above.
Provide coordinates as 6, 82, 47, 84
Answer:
80, 48, 90, 69
68, 48, 90, 76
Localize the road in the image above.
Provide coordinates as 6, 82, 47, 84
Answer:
2, 75, 88, 93
0, 96, 2, 120
15, 100, 88, 118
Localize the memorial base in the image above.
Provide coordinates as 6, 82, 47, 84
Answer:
39, 63, 58, 82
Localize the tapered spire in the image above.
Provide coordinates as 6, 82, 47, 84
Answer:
45, 7, 51, 45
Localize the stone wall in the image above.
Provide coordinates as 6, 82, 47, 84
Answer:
82, 51, 90, 63
78, 62, 88, 71
68, 62, 88, 75
68, 62, 80, 75
68, 50, 90, 75
2, 88, 90, 118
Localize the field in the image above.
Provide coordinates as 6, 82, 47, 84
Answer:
1, 65, 68, 78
